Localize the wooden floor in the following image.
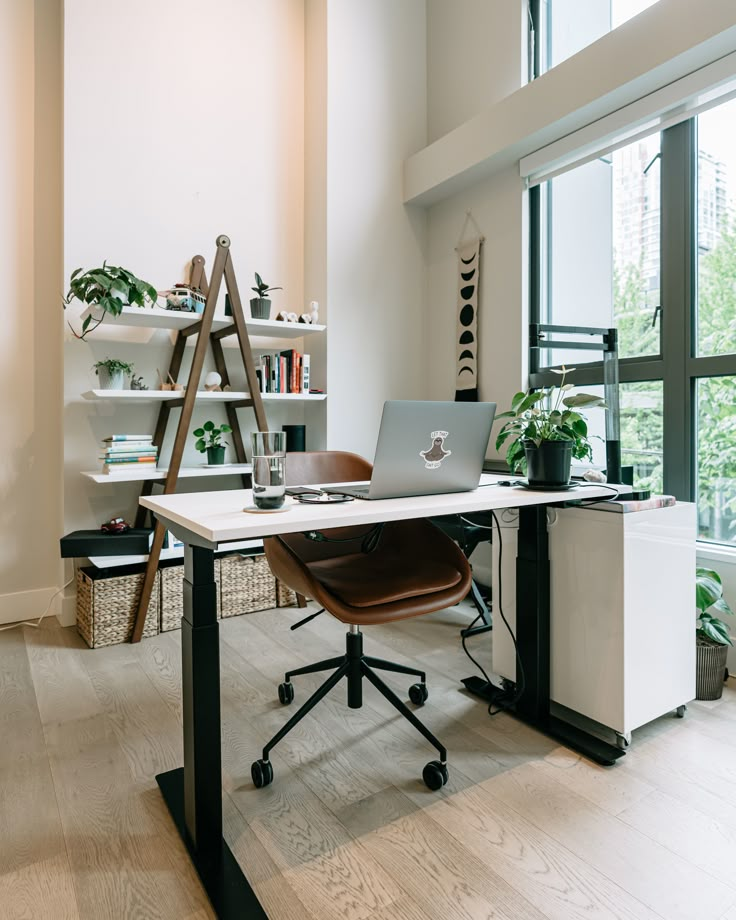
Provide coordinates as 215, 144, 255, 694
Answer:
2, 604, 736, 920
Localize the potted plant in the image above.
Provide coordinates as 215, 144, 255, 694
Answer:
93, 358, 135, 390
193, 420, 232, 465
495, 366, 606, 487
250, 272, 281, 320
64, 262, 159, 339
696, 566, 733, 700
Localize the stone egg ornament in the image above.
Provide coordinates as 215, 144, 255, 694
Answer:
204, 371, 222, 392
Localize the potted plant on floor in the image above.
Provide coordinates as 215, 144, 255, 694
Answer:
250, 272, 281, 320
193, 420, 232, 465
696, 566, 733, 700
64, 262, 159, 339
495, 366, 606, 487
93, 358, 135, 390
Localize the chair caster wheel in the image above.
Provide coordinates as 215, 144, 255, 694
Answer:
423, 760, 448, 791
251, 759, 274, 788
278, 682, 294, 705
675, 704, 687, 718
409, 683, 428, 705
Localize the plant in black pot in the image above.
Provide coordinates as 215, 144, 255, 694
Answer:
250, 272, 281, 320
695, 566, 733, 700
495, 366, 606, 487
193, 420, 232, 466
64, 262, 159, 339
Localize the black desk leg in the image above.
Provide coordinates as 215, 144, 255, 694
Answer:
156, 544, 268, 919
462, 506, 623, 766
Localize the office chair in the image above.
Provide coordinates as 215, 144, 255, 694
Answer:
431, 513, 493, 638
251, 451, 472, 791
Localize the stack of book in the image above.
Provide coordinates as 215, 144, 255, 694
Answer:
100, 435, 159, 474
255, 350, 310, 395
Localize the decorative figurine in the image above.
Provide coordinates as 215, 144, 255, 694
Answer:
130, 374, 149, 390
157, 369, 184, 391
309, 300, 319, 324
204, 371, 223, 392
100, 517, 131, 534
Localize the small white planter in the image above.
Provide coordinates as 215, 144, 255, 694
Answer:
97, 367, 125, 390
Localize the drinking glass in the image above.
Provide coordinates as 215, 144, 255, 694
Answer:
251, 432, 286, 509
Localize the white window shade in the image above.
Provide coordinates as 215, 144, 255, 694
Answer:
520, 50, 736, 187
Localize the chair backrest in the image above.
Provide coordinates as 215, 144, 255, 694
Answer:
284, 451, 372, 486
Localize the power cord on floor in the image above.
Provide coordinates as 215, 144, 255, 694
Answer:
0, 577, 74, 633
458, 512, 526, 716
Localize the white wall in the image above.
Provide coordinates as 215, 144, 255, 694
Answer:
0, 0, 63, 625
63, 0, 306, 573
426, 0, 524, 144
314, 0, 428, 459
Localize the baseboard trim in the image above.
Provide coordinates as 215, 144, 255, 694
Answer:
0, 585, 60, 626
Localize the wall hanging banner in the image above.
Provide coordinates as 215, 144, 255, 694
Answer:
454, 236, 482, 402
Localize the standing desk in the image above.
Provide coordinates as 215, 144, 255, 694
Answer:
141, 475, 620, 919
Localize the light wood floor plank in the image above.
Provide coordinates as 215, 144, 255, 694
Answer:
0, 853, 80, 920
478, 763, 736, 920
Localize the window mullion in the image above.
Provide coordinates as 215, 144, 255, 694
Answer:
660, 120, 695, 501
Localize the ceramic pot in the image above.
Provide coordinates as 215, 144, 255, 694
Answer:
523, 439, 572, 487
696, 642, 728, 700
206, 445, 226, 465
250, 297, 271, 319
97, 367, 125, 390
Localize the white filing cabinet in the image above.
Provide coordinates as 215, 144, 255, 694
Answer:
492, 501, 695, 742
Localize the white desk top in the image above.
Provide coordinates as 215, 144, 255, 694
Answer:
140, 474, 620, 547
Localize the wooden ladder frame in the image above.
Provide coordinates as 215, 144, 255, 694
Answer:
131, 234, 268, 643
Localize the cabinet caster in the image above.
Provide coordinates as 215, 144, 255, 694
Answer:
278, 682, 294, 705
409, 683, 428, 705
422, 760, 449, 791
675, 704, 687, 718
615, 732, 631, 750
251, 759, 274, 788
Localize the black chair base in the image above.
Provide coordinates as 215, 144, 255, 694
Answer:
460, 581, 492, 638
251, 628, 449, 792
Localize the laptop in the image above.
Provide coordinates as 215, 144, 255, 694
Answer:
323, 400, 496, 500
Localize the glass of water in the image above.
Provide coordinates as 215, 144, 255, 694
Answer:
251, 432, 287, 509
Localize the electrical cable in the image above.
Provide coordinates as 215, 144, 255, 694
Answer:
303, 522, 385, 553
0, 577, 74, 633
458, 511, 526, 715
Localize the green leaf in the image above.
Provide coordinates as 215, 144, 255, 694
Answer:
713, 597, 734, 616
221, 424, 232, 433
495, 410, 517, 419
203, 420, 215, 432
696, 573, 723, 613
70, 267, 83, 281
510, 391, 527, 413
193, 428, 205, 438
517, 391, 544, 413
195, 439, 206, 452
82, 314, 91, 332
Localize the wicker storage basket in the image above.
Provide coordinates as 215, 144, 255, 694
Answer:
76, 565, 159, 648
220, 554, 277, 617
276, 580, 298, 608
160, 560, 221, 632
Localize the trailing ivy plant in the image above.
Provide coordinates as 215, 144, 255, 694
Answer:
64, 262, 159, 339
192, 421, 232, 453
495, 366, 606, 473
696, 566, 734, 646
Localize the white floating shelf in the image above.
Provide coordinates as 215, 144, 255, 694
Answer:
79, 305, 325, 339
88, 538, 263, 569
81, 463, 253, 484
81, 389, 326, 403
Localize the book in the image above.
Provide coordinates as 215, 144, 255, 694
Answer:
302, 353, 310, 393
104, 441, 157, 451
103, 435, 153, 442
102, 447, 158, 456
102, 457, 157, 466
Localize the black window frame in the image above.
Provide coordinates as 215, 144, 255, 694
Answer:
529, 116, 736, 516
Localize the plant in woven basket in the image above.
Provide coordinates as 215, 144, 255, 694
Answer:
696, 566, 733, 646
193, 420, 232, 465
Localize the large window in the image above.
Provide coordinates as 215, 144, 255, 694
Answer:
531, 98, 736, 547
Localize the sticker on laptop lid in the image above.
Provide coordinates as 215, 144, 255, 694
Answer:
420, 430, 451, 469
